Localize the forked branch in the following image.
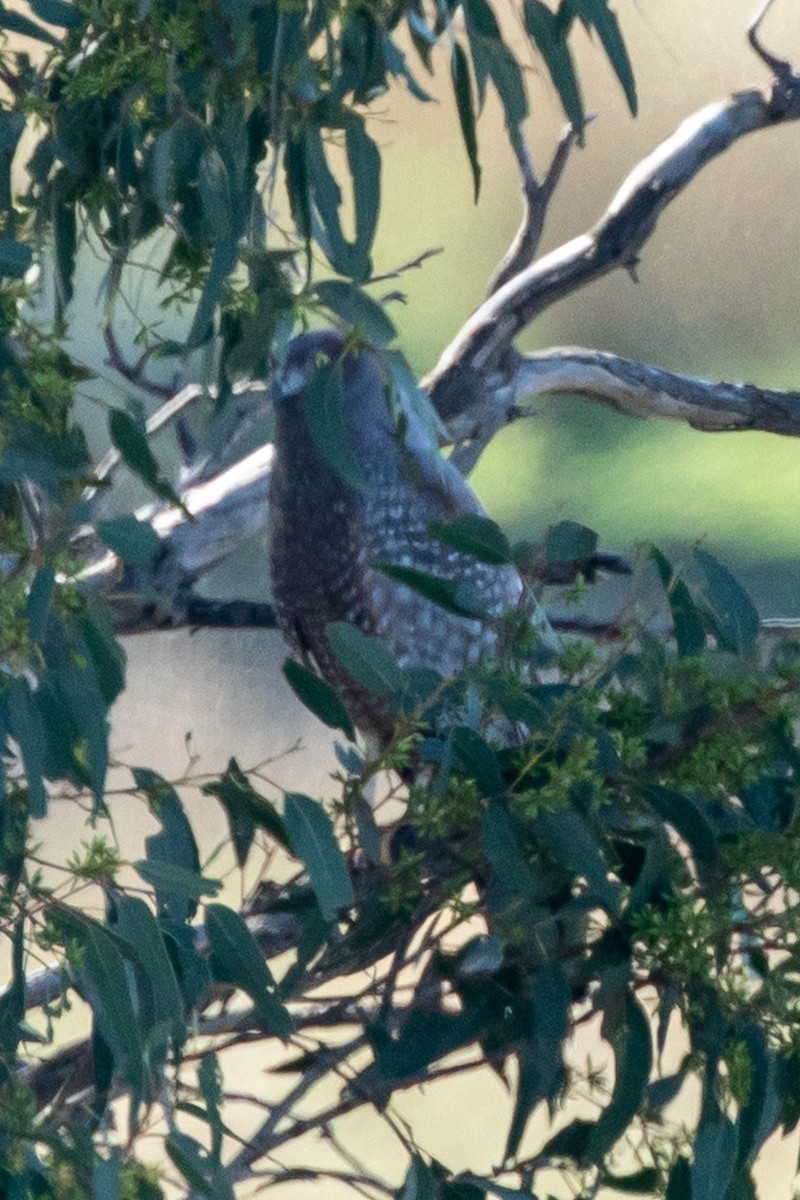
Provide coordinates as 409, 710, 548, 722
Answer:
425, 63, 800, 425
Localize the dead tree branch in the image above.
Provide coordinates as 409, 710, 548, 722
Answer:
424, 67, 800, 426
490, 124, 580, 295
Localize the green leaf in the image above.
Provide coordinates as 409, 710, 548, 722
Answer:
306, 123, 371, 280
137, 769, 204, 921
601, 1168, 660, 1194
429, 514, 512, 565
326, 620, 404, 698
694, 548, 760, 657
481, 803, 549, 943
563, 0, 637, 114
113, 895, 185, 1051
30, 0, 81, 26
205, 904, 292, 1037
0, 6, 59, 44
346, 116, 381, 273
400, 1156, 437, 1200
167, 1131, 234, 1200
52, 170, 76, 321
642, 785, 720, 873
374, 561, 485, 619
0, 915, 25, 1062
724, 1171, 757, 1200
505, 963, 569, 1157
6, 678, 47, 817
314, 279, 395, 346
451, 42, 481, 201
665, 1157, 691, 1200
80, 601, 126, 708
71, 920, 145, 1101
97, 515, 161, 564
691, 1117, 738, 1200
650, 546, 706, 657
284, 792, 354, 921
202, 758, 291, 861
283, 659, 355, 741
588, 994, 652, 1160
532, 808, 619, 914
302, 359, 366, 489
109, 408, 181, 506
450, 726, 505, 799
463, 0, 528, 135
93, 1151, 122, 1200
546, 519, 597, 563
523, 0, 584, 133
538, 1117, 593, 1162
133, 858, 222, 900
0, 237, 32, 277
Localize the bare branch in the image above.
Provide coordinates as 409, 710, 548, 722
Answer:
748, 0, 792, 80
78, 443, 274, 632
424, 68, 800, 423
102, 321, 176, 401
511, 347, 800, 436
490, 124, 579, 295
364, 246, 444, 287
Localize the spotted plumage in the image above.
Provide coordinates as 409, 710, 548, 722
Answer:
269, 330, 555, 741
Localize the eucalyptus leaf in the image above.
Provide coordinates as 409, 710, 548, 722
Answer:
451, 42, 481, 200
326, 620, 404, 698
314, 279, 395, 346
428, 514, 512, 565
205, 904, 292, 1037
284, 792, 354, 921
97, 515, 161, 564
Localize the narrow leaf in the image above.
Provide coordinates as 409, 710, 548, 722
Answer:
72, 920, 145, 1099
283, 659, 355, 740
694, 548, 760, 657
113, 895, 185, 1050
303, 359, 366, 488
202, 758, 291, 859
205, 904, 292, 1037
588, 993, 652, 1160
650, 545, 706, 656
429, 514, 512, 565
97, 515, 161, 564
134, 858, 222, 900
314, 279, 395, 346
643, 785, 720, 873
326, 620, 404, 697
374, 561, 485, 619
284, 792, 354, 921
0, 237, 32, 277
451, 42, 481, 200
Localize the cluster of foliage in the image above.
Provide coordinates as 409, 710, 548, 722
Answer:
2, 1, 800, 1200
5, 527, 800, 1200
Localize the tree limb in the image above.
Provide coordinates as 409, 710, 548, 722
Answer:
424, 67, 800, 424
489, 124, 580, 295
511, 347, 800, 435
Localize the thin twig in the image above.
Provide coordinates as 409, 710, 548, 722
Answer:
490, 123, 581, 294
748, 0, 791, 80
364, 246, 444, 286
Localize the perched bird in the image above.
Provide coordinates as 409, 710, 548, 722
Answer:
269, 330, 557, 742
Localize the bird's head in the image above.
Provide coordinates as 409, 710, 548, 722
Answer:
270, 330, 399, 484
